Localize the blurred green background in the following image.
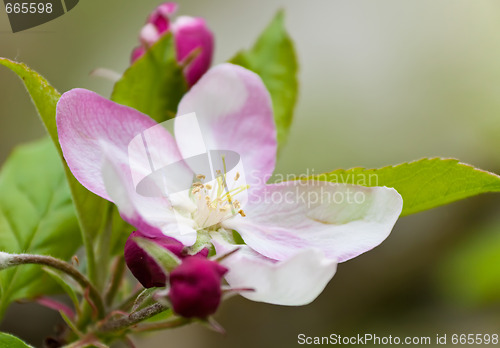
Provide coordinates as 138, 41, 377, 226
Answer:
1, 0, 500, 347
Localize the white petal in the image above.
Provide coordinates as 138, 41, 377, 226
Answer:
175, 64, 277, 190
101, 148, 197, 246
222, 181, 403, 262
213, 237, 337, 306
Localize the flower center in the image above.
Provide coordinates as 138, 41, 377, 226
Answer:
190, 163, 248, 231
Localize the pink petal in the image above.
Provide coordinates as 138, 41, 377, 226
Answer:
101, 148, 197, 246
176, 64, 277, 191
156, 2, 178, 16
148, 2, 178, 34
172, 16, 214, 86
56, 89, 178, 201
222, 181, 403, 263
213, 237, 337, 305
139, 23, 161, 46
131, 46, 145, 63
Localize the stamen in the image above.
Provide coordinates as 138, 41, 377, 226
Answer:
219, 156, 235, 215
221, 185, 250, 201
191, 155, 250, 229
216, 175, 224, 197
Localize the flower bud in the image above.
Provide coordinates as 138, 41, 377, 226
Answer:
124, 230, 184, 288
172, 16, 214, 87
147, 2, 177, 34
169, 257, 228, 318
131, 2, 214, 86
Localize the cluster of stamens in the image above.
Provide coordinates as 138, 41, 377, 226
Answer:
190, 167, 248, 230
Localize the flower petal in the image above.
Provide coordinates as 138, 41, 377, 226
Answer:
56, 88, 180, 201
139, 23, 161, 46
101, 149, 197, 246
148, 2, 177, 34
213, 237, 337, 306
222, 181, 403, 263
176, 64, 277, 190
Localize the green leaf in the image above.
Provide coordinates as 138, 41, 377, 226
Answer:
230, 11, 299, 151
111, 33, 188, 122
146, 308, 174, 323
109, 206, 134, 257
0, 58, 61, 151
131, 288, 157, 312
0, 332, 33, 348
311, 158, 500, 216
0, 58, 110, 285
42, 267, 81, 316
134, 237, 181, 274
0, 138, 81, 317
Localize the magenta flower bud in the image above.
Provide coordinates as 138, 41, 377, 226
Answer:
169, 257, 228, 318
131, 2, 214, 86
147, 2, 177, 34
172, 16, 214, 86
124, 230, 184, 288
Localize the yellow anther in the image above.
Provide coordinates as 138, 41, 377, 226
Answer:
238, 210, 246, 217
196, 174, 206, 180
233, 200, 241, 210
205, 184, 212, 190
234, 172, 240, 181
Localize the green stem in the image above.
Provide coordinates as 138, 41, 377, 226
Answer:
64, 334, 109, 348
95, 203, 114, 290
8, 254, 105, 319
104, 256, 126, 306
83, 230, 97, 291
64, 168, 100, 288
97, 303, 168, 333
132, 317, 190, 333
116, 288, 144, 312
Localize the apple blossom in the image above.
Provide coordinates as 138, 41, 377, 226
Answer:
56, 63, 403, 306
131, 2, 214, 86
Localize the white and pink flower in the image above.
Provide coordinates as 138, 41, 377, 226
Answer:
56, 63, 402, 306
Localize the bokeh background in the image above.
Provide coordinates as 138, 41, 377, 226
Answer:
1, 0, 500, 347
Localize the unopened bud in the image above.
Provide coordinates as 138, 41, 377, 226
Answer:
124, 231, 184, 288
169, 257, 227, 318
131, 2, 214, 86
